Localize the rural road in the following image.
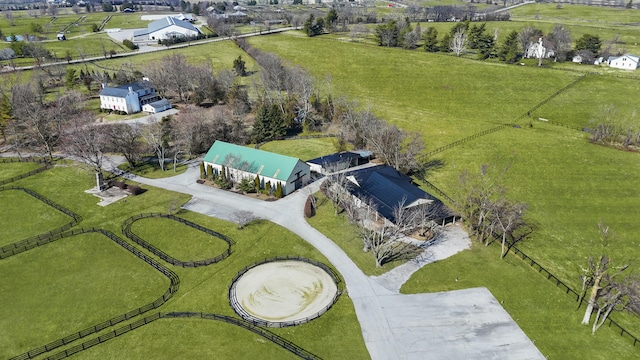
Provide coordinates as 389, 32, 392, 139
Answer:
102, 157, 545, 360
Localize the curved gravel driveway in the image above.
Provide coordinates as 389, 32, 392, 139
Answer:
105, 157, 544, 360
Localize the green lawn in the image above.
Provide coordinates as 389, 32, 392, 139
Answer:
0, 189, 74, 246
1, 164, 369, 359
118, 161, 189, 179
129, 217, 230, 261
74, 318, 299, 359
0, 232, 169, 358
401, 241, 639, 359
259, 137, 338, 161
0, 161, 41, 180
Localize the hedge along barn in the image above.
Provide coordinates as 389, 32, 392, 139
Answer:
202, 141, 310, 196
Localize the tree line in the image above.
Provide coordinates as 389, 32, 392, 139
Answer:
373, 19, 612, 65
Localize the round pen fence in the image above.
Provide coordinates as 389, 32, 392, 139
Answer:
228, 256, 342, 328
9, 228, 180, 360
122, 213, 235, 268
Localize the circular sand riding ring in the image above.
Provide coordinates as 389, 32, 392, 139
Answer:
229, 258, 340, 327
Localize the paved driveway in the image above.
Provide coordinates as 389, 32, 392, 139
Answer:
104, 158, 545, 360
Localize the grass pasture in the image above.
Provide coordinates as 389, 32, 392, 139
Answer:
128, 217, 230, 261
0, 163, 369, 359
248, 30, 640, 355
259, 137, 338, 161
0, 188, 74, 246
0, 160, 41, 180
248, 33, 580, 150
73, 318, 299, 360
0, 232, 169, 359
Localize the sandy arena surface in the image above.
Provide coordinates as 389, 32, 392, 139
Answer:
233, 261, 338, 323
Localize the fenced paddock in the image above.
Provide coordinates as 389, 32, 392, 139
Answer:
8, 228, 180, 360
0, 186, 82, 254
122, 213, 235, 267
40, 312, 321, 360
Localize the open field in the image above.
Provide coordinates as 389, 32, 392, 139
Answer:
248, 30, 640, 354
0, 232, 169, 358
248, 33, 579, 149
0, 189, 73, 245
0, 162, 368, 359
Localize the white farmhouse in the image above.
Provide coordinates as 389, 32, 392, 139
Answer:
607, 54, 640, 70
133, 16, 201, 42
525, 37, 554, 59
202, 141, 310, 196
99, 81, 169, 114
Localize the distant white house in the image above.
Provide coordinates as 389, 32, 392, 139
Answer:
133, 16, 201, 42
525, 37, 554, 59
99, 81, 170, 114
607, 54, 640, 70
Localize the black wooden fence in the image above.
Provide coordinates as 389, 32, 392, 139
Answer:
0, 157, 51, 186
122, 213, 235, 267
41, 311, 321, 360
9, 228, 180, 360
509, 245, 640, 348
228, 256, 342, 328
0, 186, 82, 258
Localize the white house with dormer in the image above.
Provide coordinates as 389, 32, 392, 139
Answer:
100, 81, 170, 114
607, 54, 640, 70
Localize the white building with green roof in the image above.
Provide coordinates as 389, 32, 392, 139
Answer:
202, 141, 310, 196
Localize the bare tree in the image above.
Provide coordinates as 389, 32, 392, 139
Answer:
47, 4, 58, 16
579, 224, 630, 329
518, 26, 542, 55
104, 123, 144, 168
141, 117, 169, 172
4, 11, 15, 26
321, 171, 353, 216
492, 199, 527, 258
450, 29, 467, 57
232, 210, 258, 229
61, 113, 108, 173
548, 24, 572, 62
357, 197, 419, 267
72, 4, 80, 14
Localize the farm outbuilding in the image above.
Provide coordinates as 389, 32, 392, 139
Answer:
306, 151, 370, 174
203, 141, 310, 196
133, 16, 200, 42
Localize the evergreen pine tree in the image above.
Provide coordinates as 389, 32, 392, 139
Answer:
275, 182, 283, 198
254, 175, 261, 190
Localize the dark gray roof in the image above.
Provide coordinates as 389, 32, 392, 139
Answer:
146, 98, 171, 109
99, 81, 152, 98
307, 151, 361, 165
345, 165, 448, 222
148, 16, 200, 35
